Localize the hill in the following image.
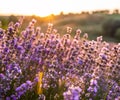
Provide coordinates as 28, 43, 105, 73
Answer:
0, 13, 120, 42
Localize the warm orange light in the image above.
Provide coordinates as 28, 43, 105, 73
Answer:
0, 0, 120, 17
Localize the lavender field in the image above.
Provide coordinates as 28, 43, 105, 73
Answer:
0, 17, 120, 100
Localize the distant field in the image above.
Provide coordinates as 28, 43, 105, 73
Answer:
52, 14, 120, 42
0, 13, 120, 42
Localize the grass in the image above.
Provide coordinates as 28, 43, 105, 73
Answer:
0, 13, 120, 42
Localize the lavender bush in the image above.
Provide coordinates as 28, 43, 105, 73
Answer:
0, 17, 120, 100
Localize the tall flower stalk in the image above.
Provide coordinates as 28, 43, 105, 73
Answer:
0, 17, 119, 100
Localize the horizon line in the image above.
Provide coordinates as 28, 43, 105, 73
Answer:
0, 9, 119, 17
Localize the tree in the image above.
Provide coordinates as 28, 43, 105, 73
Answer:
102, 19, 120, 37
8, 15, 18, 23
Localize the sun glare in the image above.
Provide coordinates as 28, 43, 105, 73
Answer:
0, 0, 120, 17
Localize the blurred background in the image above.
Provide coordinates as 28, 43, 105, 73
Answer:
0, 0, 120, 42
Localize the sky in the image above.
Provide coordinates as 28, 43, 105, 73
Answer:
0, 0, 120, 17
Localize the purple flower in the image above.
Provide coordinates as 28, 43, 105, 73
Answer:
6, 97, 10, 100
93, 87, 98, 93
14, 22, 20, 28
78, 59, 83, 65
87, 87, 92, 92
90, 79, 98, 86
7, 64, 13, 70
11, 95, 17, 100
8, 27, 13, 33
0, 73, 5, 79
17, 45, 23, 51
18, 91, 24, 97
4, 47, 9, 53
34, 77, 39, 82
27, 44, 31, 49
0, 28, 3, 34
21, 83, 27, 89
12, 39, 17, 45
0, 18, 119, 100
101, 54, 107, 60
26, 80, 32, 86
15, 87, 21, 92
